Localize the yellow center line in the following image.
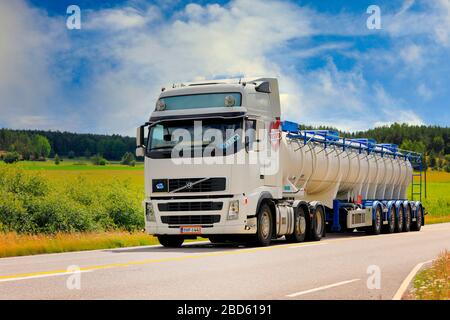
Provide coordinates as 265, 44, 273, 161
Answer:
0, 242, 326, 281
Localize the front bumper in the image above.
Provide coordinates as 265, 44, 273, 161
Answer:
144, 196, 257, 236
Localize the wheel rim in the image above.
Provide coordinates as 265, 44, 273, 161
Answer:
298, 215, 306, 235
390, 210, 395, 228
406, 207, 411, 227
315, 209, 323, 233
261, 212, 271, 239
376, 209, 381, 231
398, 209, 403, 229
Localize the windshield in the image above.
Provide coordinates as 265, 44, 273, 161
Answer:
147, 118, 244, 159
157, 93, 242, 110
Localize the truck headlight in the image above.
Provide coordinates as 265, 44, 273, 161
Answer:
146, 202, 156, 222
227, 200, 239, 220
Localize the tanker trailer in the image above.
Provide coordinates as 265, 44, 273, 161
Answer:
137, 77, 425, 247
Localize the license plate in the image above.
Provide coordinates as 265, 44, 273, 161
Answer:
180, 226, 202, 235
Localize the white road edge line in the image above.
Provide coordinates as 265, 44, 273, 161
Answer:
0, 270, 94, 283
286, 279, 360, 298
392, 259, 433, 300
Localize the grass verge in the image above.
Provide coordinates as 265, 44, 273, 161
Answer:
409, 251, 449, 300
0, 231, 205, 258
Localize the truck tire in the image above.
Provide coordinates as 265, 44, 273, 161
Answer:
403, 205, 411, 232
286, 207, 307, 243
382, 208, 395, 234
368, 206, 381, 235
411, 206, 423, 231
158, 235, 184, 248
307, 206, 324, 241
395, 206, 404, 233
254, 203, 273, 247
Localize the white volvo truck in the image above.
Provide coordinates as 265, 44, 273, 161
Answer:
136, 78, 425, 247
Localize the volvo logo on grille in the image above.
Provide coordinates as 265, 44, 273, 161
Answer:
185, 182, 194, 189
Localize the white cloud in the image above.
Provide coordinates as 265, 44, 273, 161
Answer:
400, 44, 422, 64
374, 109, 424, 127
85, 6, 161, 30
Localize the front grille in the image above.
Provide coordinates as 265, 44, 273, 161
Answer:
158, 202, 223, 212
168, 178, 226, 193
160, 215, 221, 225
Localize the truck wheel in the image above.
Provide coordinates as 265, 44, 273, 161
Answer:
158, 235, 184, 248
395, 206, 404, 233
286, 207, 307, 243
255, 203, 273, 246
411, 206, 423, 231
403, 205, 411, 232
308, 206, 324, 241
368, 206, 381, 235
382, 208, 395, 234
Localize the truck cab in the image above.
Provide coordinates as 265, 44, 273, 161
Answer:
136, 78, 291, 247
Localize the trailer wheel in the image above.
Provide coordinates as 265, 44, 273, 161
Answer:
383, 208, 395, 234
286, 207, 307, 243
403, 205, 411, 232
411, 206, 423, 231
308, 206, 324, 241
157, 235, 184, 248
254, 203, 273, 246
395, 206, 404, 233
369, 206, 381, 235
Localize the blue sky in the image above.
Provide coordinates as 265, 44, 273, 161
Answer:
0, 0, 449, 135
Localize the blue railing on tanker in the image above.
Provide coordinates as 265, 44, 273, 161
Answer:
281, 120, 423, 170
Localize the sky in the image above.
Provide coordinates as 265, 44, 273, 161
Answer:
0, 0, 449, 136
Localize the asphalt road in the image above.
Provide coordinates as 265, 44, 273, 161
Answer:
1, 222, 449, 300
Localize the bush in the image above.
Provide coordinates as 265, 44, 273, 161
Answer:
91, 154, 108, 166
3, 152, 20, 164
54, 154, 60, 165
121, 152, 135, 166
0, 192, 33, 233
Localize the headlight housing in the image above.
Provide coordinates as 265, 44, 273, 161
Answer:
146, 202, 156, 222
227, 200, 239, 220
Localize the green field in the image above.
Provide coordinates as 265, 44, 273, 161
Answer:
408, 171, 450, 224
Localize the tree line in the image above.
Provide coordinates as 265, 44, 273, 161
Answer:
0, 129, 136, 161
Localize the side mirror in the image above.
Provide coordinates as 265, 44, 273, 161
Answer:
136, 126, 146, 157
136, 126, 145, 147
136, 147, 145, 158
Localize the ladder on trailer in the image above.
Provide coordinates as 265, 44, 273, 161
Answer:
411, 158, 426, 202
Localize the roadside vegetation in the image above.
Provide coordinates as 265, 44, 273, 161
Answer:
0, 164, 144, 234
0, 231, 159, 258
409, 251, 449, 300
